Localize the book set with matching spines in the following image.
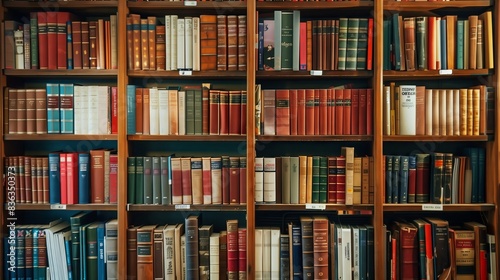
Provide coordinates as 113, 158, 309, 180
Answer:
128, 156, 246, 205
256, 86, 373, 136
4, 84, 118, 135
4, 13, 118, 70
127, 84, 246, 136
128, 216, 245, 279
383, 12, 494, 71
3, 150, 118, 205
384, 147, 485, 204
258, 11, 373, 71
126, 14, 246, 71
4, 214, 117, 280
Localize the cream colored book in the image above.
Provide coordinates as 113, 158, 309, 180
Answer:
425, 89, 433, 135
192, 17, 200, 71
342, 147, 355, 205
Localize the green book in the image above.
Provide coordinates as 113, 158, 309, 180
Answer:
456, 20, 464, 69
383, 19, 392, 70
345, 18, 360, 70
185, 90, 195, 135
152, 156, 161, 204
135, 157, 145, 204
274, 11, 282, 70
281, 156, 291, 204
356, 18, 368, 70
143, 156, 153, 204
30, 12, 38, 69
70, 212, 96, 280
280, 11, 294, 70
319, 156, 328, 203
194, 89, 203, 135
80, 223, 91, 280
392, 13, 402, 70
416, 17, 427, 70
127, 157, 136, 204
290, 157, 299, 204
86, 222, 99, 280
312, 156, 320, 203
337, 18, 349, 70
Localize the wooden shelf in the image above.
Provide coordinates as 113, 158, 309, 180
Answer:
383, 69, 492, 80
383, 203, 495, 212
127, 1, 246, 12
4, 134, 118, 141
383, 135, 490, 142
3, 69, 118, 77
256, 70, 372, 79
255, 203, 373, 211
257, 1, 373, 10
128, 135, 246, 141
2, 0, 118, 15
256, 135, 373, 142
128, 70, 246, 79
127, 204, 246, 212
8, 203, 117, 211
384, 0, 492, 11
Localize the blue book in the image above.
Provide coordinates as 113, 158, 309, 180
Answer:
32, 229, 39, 280
392, 14, 401, 70
59, 84, 74, 134
66, 22, 73, 70
366, 225, 374, 280
258, 22, 264, 70
46, 83, 60, 134
399, 156, 409, 203
97, 223, 105, 280
78, 153, 90, 204
358, 226, 367, 280
126, 85, 136, 135
291, 224, 302, 279
385, 155, 393, 203
48, 153, 61, 204
440, 18, 447, 69
64, 233, 73, 280
456, 20, 464, 69
392, 155, 400, 203
477, 148, 485, 202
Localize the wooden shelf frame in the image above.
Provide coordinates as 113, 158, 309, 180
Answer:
127, 204, 247, 212
127, 135, 246, 141
7, 203, 118, 211
383, 203, 496, 212
4, 134, 118, 141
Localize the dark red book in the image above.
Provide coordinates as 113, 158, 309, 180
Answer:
81, 21, 90, 69
127, 226, 139, 280
297, 89, 306, 135
367, 18, 373, 70
408, 156, 417, 203
335, 89, 344, 135
351, 89, 359, 135
305, 89, 315, 135
17, 156, 25, 203
72, 22, 82, 69
343, 89, 352, 135
229, 90, 241, 135
219, 91, 229, 135
275, 89, 290, 136
229, 157, 240, 204
226, 220, 239, 279
359, 89, 367, 135
241, 90, 247, 135
392, 221, 419, 280
90, 150, 105, 203
109, 154, 118, 204
66, 153, 78, 204
181, 158, 193, 204
111, 86, 118, 134
238, 228, 247, 279
222, 156, 230, 204
24, 157, 32, 203
209, 90, 220, 135
415, 154, 430, 203
366, 89, 373, 135
336, 156, 346, 204
46, 12, 58, 70
319, 89, 327, 135
327, 157, 337, 203
327, 89, 334, 135
239, 157, 246, 204
57, 12, 72, 69
37, 12, 48, 69
314, 89, 320, 135
289, 89, 298, 135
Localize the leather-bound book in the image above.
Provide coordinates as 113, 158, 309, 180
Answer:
185, 216, 200, 279
137, 225, 156, 280
171, 157, 183, 204
237, 15, 246, 71
200, 15, 217, 71
289, 89, 298, 135
17, 89, 27, 134
229, 157, 240, 205
300, 216, 314, 279
153, 226, 164, 280
227, 219, 239, 280
147, 16, 156, 71
25, 89, 36, 135
126, 16, 133, 70
229, 90, 241, 135
90, 149, 105, 203
403, 17, 416, 71
305, 89, 314, 135
81, 21, 90, 69
358, 88, 367, 135
127, 226, 139, 280
297, 89, 306, 135
313, 216, 329, 279
209, 89, 220, 135
89, 21, 98, 69
130, 14, 141, 70
222, 156, 231, 204
350, 89, 359, 135
72, 21, 83, 70
276, 89, 290, 136
199, 225, 213, 280
335, 89, 344, 135
219, 91, 229, 135
217, 15, 227, 71
392, 221, 419, 280
155, 25, 165, 70
56, 12, 72, 69
238, 228, 247, 279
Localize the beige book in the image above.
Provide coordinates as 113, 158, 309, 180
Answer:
306, 156, 313, 203
176, 18, 185, 69
472, 88, 480, 135
254, 229, 263, 279
476, 19, 483, 69
353, 157, 362, 204
209, 233, 220, 280
361, 157, 370, 204
192, 17, 200, 71
164, 15, 172, 71
163, 225, 176, 280
263, 157, 276, 203
453, 89, 460, 135
342, 147, 355, 205
281, 156, 291, 204
468, 15, 478, 69
299, 156, 307, 204
384, 86, 391, 135
254, 157, 264, 203
479, 11, 493, 69
178, 90, 186, 135
467, 89, 473, 135
415, 86, 425, 136
425, 89, 433, 135
168, 89, 178, 135
439, 89, 447, 136
390, 82, 396, 135
184, 17, 193, 70
432, 89, 440, 135
446, 89, 453, 136
459, 88, 468, 135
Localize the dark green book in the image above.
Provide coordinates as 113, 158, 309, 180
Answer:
280, 11, 294, 70
160, 156, 171, 205
127, 157, 137, 204
312, 156, 320, 203
319, 156, 328, 203
337, 18, 348, 70
412, 219, 429, 280
70, 211, 95, 280
194, 89, 203, 135
152, 156, 161, 205
383, 19, 392, 70
356, 18, 368, 70
199, 225, 213, 280
345, 18, 360, 70
143, 156, 153, 204
30, 12, 38, 69
416, 17, 427, 70
186, 89, 195, 135
86, 222, 100, 280
392, 13, 402, 70
456, 20, 464, 70
135, 157, 145, 204
399, 156, 409, 203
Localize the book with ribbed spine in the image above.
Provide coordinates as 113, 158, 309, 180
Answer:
227, 219, 239, 279
300, 216, 314, 279
199, 225, 213, 280
209, 233, 220, 279
185, 216, 199, 279
137, 225, 156, 279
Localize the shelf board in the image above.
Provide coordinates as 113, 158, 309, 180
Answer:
2, 0, 118, 9
383, 69, 492, 80
128, 135, 246, 141
384, 0, 492, 11
383, 203, 495, 212
127, 204, 246, 212
4, 134, 118, 141
9, 203, 117, 211
257, 1, 373, 10
256, 135, 373, 142
383, 135, 489, 142
128, 70, 246, 79
127, 1, 246, 11
4, 69, 118, 77
256, 70, 372, 79
255, 204, 373, 211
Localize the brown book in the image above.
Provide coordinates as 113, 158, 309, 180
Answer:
25, 89, 36, 135
137, 225, 156, 280
239, 157, 246, 204
153, 226, 164, 280
17, 89, 27, 134
321, 20, 327, 70
8, 88, 17, 134
130, 14, 141, 70
135, 88, 143, 134
147, 16, 156, 71
313, 216, 329, 279
217, 15, 227, 71
89, 21, 98, 69
72, 21, 83, 69
237, 15, 247, 71
229, 90, 241, 135
476, 19, 483, 70
4, 20, 21, 69
319, 89, 327, 135
42, 157, 49, 203
3, 88, 9, 134
200, 15, 217, 71
142, 88, 150, 135
128, 226, 140, 280
24, 157, 32, 203
81, 21, 90, 69
275, 157, 282, 204
297, 89, 306, 135
403, 17, 416, 71
18, 156, 25, 203
445, 15, 457, 70
155, 25, 165, 70
126, 16, 134, 70
219, 91, 229, 135
185, 215, 200, 279
305, 89, 314, 135
222, 156, 230, 205
31, 157, 38, 203
90, 149, 105, 203
468, 15, 478, 70
275, 89, 290, 136
227, 15, 238, 71
139, 19, 148, 70
219, 231, 228, 279
392, 221, 419, 280
479, 11, 494, 69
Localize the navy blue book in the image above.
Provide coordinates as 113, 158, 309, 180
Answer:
48, 153, 61, 204
290, 223, 303, 279
64, 232, 73, 280
392, 156, 400, 203
280, 234, 290, 280
359, 226, 367, 280
366, 225, 374, 280
385, 156, 393, 203
126, 85, 136, 135
97, 223, 105, 280
477, 148, 485, 202
78, 153, 90, 204
399, 156, 409, 203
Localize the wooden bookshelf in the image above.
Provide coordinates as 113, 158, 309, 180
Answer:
3, 69, 118, 77
383, 0, 493, 11
127, 204, 247, 212
383, 135, 490, 142
256, 70, 372, 79
383, 69, 492, 80
4, 134, 118, 141
256, 135, 373, 142
9, 203, 118, 211
128, 135, 246, 141
128, 70, 246, 79
383, 203, 496, 212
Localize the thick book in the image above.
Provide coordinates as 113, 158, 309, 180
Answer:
392, 221, 418, 279
425, 217, 450, 279
463, 221, 488, 280
137, 225, 156, 280
185, 215, 199, 279
227, 219, 239, 280
199, 225, 213, 280
313, 216, 329, 280
300, 216, 314, 279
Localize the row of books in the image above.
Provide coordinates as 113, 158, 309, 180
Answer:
4, 150, 118, 205
127, 156, 246, 205
127, 85, 247, 136
4, 215, 118, 280
259, 12, 373, 71
255, 147, 374, 205
383, 12, 494, 71
255, 216, 374, 280
258, 86, 373, 136
383, 84, 493, 136
5, 84, 118, 135
384, 148, 485, 204
388, 219, 497, 280
4, 13, 118, 70
127, 217, 245, 279
127, 14, 246, 71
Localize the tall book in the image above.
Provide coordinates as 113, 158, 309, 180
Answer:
227, 219, 239, 280
300, 216, 314, 279
199, 225, 213, 280
185, 215, 199, 279
137, 225, 156, 280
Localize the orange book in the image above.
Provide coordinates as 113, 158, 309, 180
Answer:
297, 89, 306, 135
306, 21, 313, 71
335, 89, 344, 135
350, 89, 359, 135
200, 15, 217, 71
343, 89, 352, 135
131, 14, 141, 70
289, 89, 298, 135
319, 89, 328, 135
147, 16, 156, 71
275, 89, 290, 136
140, 19, 148, 70
142, 88, 150, 135
155, 25, 166, 70
135, 88, 143, 134
427, 17, 436, 70
305, 89, 315, 135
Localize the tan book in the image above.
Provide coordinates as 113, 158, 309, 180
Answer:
446, 89, 453, 136
210, 157, 222, 204
17, 89, 26, 134
459, 88, 468, 135
432, 89, 440, 136
190, 157, 203, 205
361, 157, 370, 204
227, 15, 238, 71
468, 15, 478, 69
174, 224, 184, 280
472, 88, 480, 135
445, 15, 457, 70
439, 89, 446, 136
467, 89, 473, 135
168, 88, 178, 135
353, 157, 362, 205
142, 88, 150, 135
306, 156, 313, 203
26, 89, 36, 135
479, 11, 493, 69
341, 147, 354, 205
453, 89, 460, 135
415, 86, 425, 135
476, 19, 483, 69
425, 89, 433, 136
299, 155, 307, 204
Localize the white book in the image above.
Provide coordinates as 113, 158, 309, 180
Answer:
170, 15, 178, 70
105, 219, 118, 280
254, 228, 264, 280
165, 15, 172, 71
262, 228, 271, 279
73, 86, 86, 134
337, 225, 344, 280
178, 90, 186, 135
14, 29, 24, 69
255, 157, 264, 203
263, 157, 276, 203
384, 86, 391, 135
44, 222, 70, 280
97, 86, 110, 134
192, 17, 200, 71
163, 224, 176, 280
352, 226, 360, 280
159, 89, 169, 135
398, 85, 416, 135
270, 228, 281, 279
209, 233, 220, 280
184, 17, 193, 70
342, 226, 352, 280
174, 224, 184, 280
425, 89, 433, 135
453, 89, 460, 135
342, 147, 355, 205
87, 85, 99, 134
177, 18, 185, 69
439, 89, 447, 136
487, 234, 497, 280
149, 87, 159, 135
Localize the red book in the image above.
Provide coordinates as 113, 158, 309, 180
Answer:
180, 158, 192, 204
300, 22, 307, 70
202, 157, 212, 204
202, 84, 210, 135
428, 17, 436, 70
90, 150, 105, 203
305, 89, 315, 135
72, 22, 82, 69
343, 89, 352, 135
336, 156, 346, 204
46, 12, 58, 70
81, 21, 90, 69
275, 89, 290, 136
239, 157, 246, 204
171, 158, 182, 204
222, 156, 230, 204
366, 89, 373, 135
37, 12, 48, 69
367, 18, 373, 70
319, 89, 327, 135
415, 154, 430, 203
111, 87, 118, 134
229, 157, 240, 204
327, 157, 337, 203
314, 89, 320, 135
408, 156, 417, 203
228, 90, 241, 135
60, 153, 68, 204
335, 89, 344, 135
24, 157, 32, 203
226, 220, 239, 279
219, 91, 229, 135
135, 88, 143, 134
57, 12, 71, 69
289, 89, 298, 135
66, 153, 78, 204
262, 89, 276, 136
297, 89, 306, 135
393, 221, 419, 280
109, 154, 118, 204
240, 90, 247, 135
359, 89, 367, 135
327, 89, 334, 135
238, 228, 247, 278
209, 90, 220, 135
351, 89, 359, 135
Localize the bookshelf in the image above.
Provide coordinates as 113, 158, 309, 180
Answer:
0, 0, 498, 279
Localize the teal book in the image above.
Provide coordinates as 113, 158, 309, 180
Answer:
356, 18, 368, 70
319, 157, 328, 203
185, 89, 195, 135
70, 211, 95, 280
337, 18, 348, 70
312, 156, 320, 203
135, 157, 145, 204
16, 228, 25, 280
66, 22, 73, 70
416, 17, 427, 70
383, 19, 392, 70
346, 18, 360, 70
412, 219, 429, 280
143, 157, 153, 204
440, 18, 447, 69
64, 231, 73, 280
194, 89, 203, 135
32, 229, 39, 280
392, 14, 401, 70
46, 83, 60, 133
127, 85, 136, 135
97, 223, 105, 280
78, 153, 90, 204
456, 20, 464, 69
280, 11, 294, 70
127, 157, 136, 204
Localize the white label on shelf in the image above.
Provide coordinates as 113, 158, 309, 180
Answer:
175, 204, 191, 210
50, 204, 67, 210
305, 203, 326, 210
439, 69, 453, 75
422, 204, 443, 211
179, 70, 193, 76
184, 1, 197, 6
310, 70, 323, 76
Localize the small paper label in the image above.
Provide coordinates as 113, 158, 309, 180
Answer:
50, 204, 67, 210
310, 70, 323, 76
439, 69, 452, 75
175, 204, 191, 210
179, 70, 193, 76
422, 204, 443, 211
184, 1, 197, 6
305, 203, 326, 210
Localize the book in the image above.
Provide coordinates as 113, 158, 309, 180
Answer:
185, 215, 199, 279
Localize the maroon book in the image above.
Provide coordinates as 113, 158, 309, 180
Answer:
343, 89, 352, 135
335, 89, 344, 135
229, 90, 241, 135
327, 157, 337, 203
319, 89, 327, 135
297, 89, 306, 135
238, 228, 247, 279
226, 220, 239, 279
305, 89, 315, 135
351, 89, 359, 135
359, 89, 367, 135
219, 91, 229, 135
275, 89, 290, 136
209, 90, 220, 135
229, 157, 240, 205
392, 221, 419, 280
415, 154, 430, 203
366, 89, 373, 135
